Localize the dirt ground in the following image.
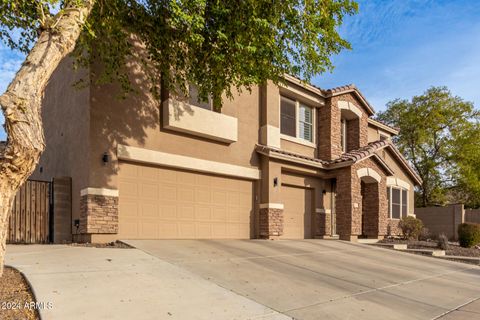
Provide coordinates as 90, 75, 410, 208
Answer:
69, 240, 133, 248
0, 267, 39, 320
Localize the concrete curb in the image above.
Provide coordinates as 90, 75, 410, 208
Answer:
370, 244, 480, 265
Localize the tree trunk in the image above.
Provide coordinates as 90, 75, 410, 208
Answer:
0, 1, 94, 275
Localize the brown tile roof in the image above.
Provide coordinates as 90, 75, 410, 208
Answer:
330, 140, 389, 164
255, 144, 329, 166
323, 84, 375, 115
256, 141, 388, 168
323, 84, 357, 95
256, 139, 422, 185
387, 143, 423, 184
283, 75, 375, 115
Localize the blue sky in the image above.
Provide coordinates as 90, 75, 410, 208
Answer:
0, 0, 479, 140
313, 0, 480, 112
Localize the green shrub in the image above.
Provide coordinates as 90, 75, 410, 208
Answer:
419, 227, 431, 241
399, 216, 424, 240
458, 223, 480, 248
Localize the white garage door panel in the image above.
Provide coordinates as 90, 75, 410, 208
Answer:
118, 162, 253, 239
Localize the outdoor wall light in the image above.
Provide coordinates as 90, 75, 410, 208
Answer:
273, 177, 278, 187
102, 152, 110, 165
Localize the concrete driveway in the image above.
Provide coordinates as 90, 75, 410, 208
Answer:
6, 245, 288, 320
124, 239, 480, 320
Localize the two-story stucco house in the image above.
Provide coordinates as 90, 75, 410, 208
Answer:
32, 57, 421, 243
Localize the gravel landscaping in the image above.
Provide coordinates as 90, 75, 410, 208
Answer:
0, 267, 39, 320
69, 240, 133, 249
379, 238, 480, 258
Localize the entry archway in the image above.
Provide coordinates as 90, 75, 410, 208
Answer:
357, 168, 381, 237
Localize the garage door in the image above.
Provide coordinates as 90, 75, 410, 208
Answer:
281, 185, 312, 239
118, 162, 253, 239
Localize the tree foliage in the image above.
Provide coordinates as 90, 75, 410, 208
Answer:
377, 87, 480, 207
0, 0, 357, 274
1, 0, 358, 107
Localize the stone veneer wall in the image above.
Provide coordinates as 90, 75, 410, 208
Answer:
318, 93, 369, 161
387, 219, 402, 236
355, 158, 389, 237
337, 93, 369, 148
259, 208, 283, 238
335, 158, 389, 240
335, 167, 354, 239
318, 97, 341, 161
80, 194, 118, 234
317, 211, 332, 237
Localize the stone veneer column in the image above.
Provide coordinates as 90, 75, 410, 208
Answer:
259, 205, 284, 238
317, 209, 332, 237
335, 167, 356, 240
79, 188, 119, 235
318, 97, 342, 161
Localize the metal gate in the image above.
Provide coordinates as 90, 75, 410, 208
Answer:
7, 179, 52, 244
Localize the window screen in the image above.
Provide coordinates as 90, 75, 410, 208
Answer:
280, 96, 296, 137
299, 104, 313, 142
391, 188, 401, 219
401, 189, 408, 217
341, 119, 347, 152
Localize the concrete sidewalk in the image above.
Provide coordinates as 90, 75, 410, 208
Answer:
6, 245, 289, 320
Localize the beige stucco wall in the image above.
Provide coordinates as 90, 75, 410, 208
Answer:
280, 139, 316, 158
367, 126, 380, 142
87, 61, 261, 192
31, 56, 90, 234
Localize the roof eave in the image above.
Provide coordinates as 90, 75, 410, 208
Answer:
368, 118, 400, 135
328, 89, 375, 116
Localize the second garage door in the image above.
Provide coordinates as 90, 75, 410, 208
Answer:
118, 162, 254, 239
281, 185, 312, 239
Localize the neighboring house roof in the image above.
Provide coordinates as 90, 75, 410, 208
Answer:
256, 140, 422, 185
367, 118, 400, 135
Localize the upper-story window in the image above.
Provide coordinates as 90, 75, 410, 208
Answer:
188, 84, 213, 110
341, 118, 347, 152
280, 96, 314, 142
387, 186, 408, 219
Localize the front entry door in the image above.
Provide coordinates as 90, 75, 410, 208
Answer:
331, 179, 337, 235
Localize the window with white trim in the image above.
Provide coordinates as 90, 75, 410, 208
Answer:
387, 186, 408, 219
280, 96, 314, 142
299, 104, 313, 142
